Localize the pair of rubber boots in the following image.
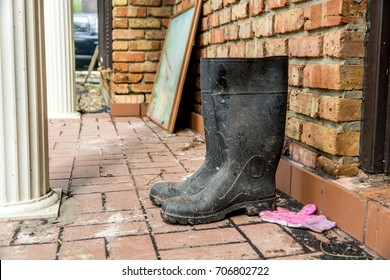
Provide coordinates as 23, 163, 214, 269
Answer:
150, 57, 288, 225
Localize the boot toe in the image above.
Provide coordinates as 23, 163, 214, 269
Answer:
149, 182, 180, 206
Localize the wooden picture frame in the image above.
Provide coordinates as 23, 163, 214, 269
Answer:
147, 1, 202, 133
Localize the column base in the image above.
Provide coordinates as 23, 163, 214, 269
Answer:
0, 189, 62, 221
48, 112, 81, 119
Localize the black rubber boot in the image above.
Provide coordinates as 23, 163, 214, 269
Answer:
161, 57, 288, 224
149, 59, 222, 206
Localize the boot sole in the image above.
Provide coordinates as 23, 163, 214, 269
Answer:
161, 196, 276, 225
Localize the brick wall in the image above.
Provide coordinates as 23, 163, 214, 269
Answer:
110, 0, 174, 115
193, 0, 367, 177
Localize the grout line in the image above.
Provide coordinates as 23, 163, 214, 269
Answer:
362, 199, 369, 244
277, 224, 312, 254
9, 221, 23, 246
143, 118, 190, 175
266, 252, 322, 260
104, 237, 111, 260
101, 193, 107, 211
49, 233, 151, 244
113, 117, 161, 260
66, 116, 83, 195
151, 224, 234, 236
55, 227, 64, 260
229, 218, 267, 260
288, 160, 292, 196
157, 240, 249, 252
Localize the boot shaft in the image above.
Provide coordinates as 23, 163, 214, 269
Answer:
209, 57, 288, 174
199, 59, 221, 167
209, 57, 288, 94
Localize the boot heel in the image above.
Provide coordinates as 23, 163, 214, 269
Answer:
245, 197, 276, 216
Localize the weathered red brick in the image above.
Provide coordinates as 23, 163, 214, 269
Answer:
223, 0, 239, 6
112, 83, 130, 94
289, 35, 323, 57
269, 0, 288, 10
324, 31, 365, 58
113, 63, 129, 72
249, 0, 264, 16
253, 15, 273, 37
145, 30, 166, 40
129, 62, 158, 73
224, 25, 239, 41
289, 142, 318, 169
113, 0, 128, 6
341, 0, 367, 25
303, 64, 363, 90
113, 41, 129, 51
200, 32, 210, 47
201, 17, 210, 31
288, 64, 305, 86
265, 38, 288, 56
144, 73, 156, 83
229, 43, 245, 57
245, 41, 264, 58
216, 45, 229, 57
231, 2, 248, 20
113, 19, 129, 29
274, 8, 304, 34
210, 29, 225, 44
285, 116, 303, 141
145, 51, 161, 62
207, 46, 218, 58
203, 0, 212, 16
289, 90, 320, 118
317, 156, 359, 177
113, 7, 129, 17
209, 13, 220, 28
128, 7, 147, 17
147, 7, 172, 18
113, 7, 146, 18
212, 0, 224, 11
129, 40, 161, 51
113, 73, 143, 83
239, 21, 252, 39
131, 83, 154, 93
112, 29, 144, 40
301, 121, 360, 156
112, 51, 145, 62
129, 0, 161, 6
219, 8, 231, 25
129, 18, 161, 29
318, 96, 362, 122
304, 0, 343, 30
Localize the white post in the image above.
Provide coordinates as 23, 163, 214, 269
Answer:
0, 0, 61, 220
44, 0, 80, 119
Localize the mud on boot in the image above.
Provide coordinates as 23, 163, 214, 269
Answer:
149, 59, 221, 206
161, 57, 288, 225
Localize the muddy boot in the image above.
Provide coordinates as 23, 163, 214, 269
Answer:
161, 57, 288, 224
149, 59, 222, 206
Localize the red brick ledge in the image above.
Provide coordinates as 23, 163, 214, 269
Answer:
110, 102, 148, 117
276, 157, 390, 259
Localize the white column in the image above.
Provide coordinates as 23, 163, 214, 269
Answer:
44, 0, 80, 119
0, 0, 61, 220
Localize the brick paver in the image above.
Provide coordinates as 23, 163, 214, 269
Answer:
0, 114, 383, 260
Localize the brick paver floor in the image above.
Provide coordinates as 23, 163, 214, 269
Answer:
0, 114, 383, 260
